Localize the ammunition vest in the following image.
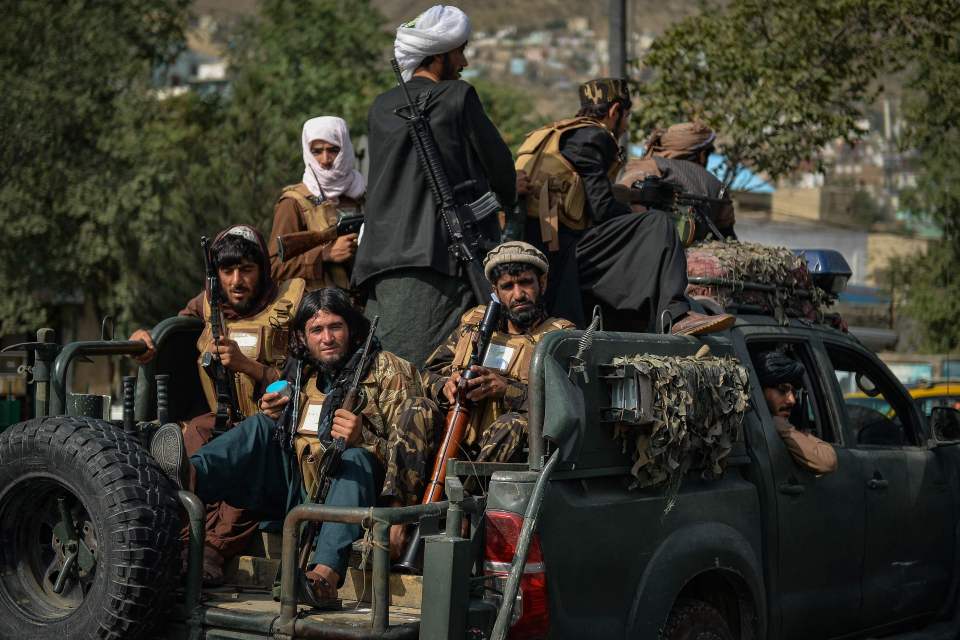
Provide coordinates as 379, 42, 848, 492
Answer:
292, 372, 330, 496
515, 118, 623, 250
197, 277, 306, 418
451, 305, 574, 444
278, 183, 361, 290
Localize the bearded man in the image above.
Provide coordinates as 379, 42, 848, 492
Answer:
621, 121, 737, 242
423, 242, 574, 463
354, 4, 518, 367
269, 116, 364, 290
150, 288, 439, 604
130, 225, 305, 583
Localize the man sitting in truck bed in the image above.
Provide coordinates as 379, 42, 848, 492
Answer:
423, 241, 574, 463
756, 350, 837, 474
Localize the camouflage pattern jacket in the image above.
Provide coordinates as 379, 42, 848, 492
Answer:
294, 349, 435, 506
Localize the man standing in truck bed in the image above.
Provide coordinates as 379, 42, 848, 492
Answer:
354, 4, 517, 367
423, 241, 574, 463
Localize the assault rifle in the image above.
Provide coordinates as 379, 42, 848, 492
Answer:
200, 236, 241, 431
628, 175, 729, 241
395, 295, 501, 572
275, 211, 365, 263
297, 316, 380, 573
390, 57, 497, 304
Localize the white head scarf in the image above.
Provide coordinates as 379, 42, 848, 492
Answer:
394, 5, 472, 81
301, 116, 366, 201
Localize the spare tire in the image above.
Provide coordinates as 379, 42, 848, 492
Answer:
0, 416, 181, 639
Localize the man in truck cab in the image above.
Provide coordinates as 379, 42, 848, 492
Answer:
423, 241, 574, 463
756, 350, 837, 474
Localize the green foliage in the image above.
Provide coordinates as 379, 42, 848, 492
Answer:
633, 0, 898, 188
471, 79, 541, 154
884, 242, 960, 352
0, 0, 189, 336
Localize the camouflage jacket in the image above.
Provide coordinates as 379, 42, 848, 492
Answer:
295, 349, 434, 505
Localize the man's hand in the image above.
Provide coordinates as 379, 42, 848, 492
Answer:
322, 233, 358, 263
209, 339, 262, 379
128, 328, 156, 364
516, 169, 531, 196
331, 408, 363, 446
259, 391, 290, 420
446, 366, 507, 403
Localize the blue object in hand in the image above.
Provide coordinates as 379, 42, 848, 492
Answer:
265, 380, 292, 400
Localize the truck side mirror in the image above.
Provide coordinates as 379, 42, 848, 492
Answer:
930, 406, 960, 443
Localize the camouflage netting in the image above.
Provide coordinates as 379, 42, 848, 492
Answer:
610, 354, 750, 496
686, 240, 827, 324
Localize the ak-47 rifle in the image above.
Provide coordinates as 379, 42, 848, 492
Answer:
390, 58, 498, 304
275, 211, 365, 263
628, 175, 729, 241
395, 295, 501, 572
297, 316, 380, 572
200, 236, 241, 431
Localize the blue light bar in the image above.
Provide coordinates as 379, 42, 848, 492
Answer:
795, 249, 852, 296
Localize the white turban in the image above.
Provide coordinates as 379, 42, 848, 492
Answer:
301, 116, 366, 201
394, 5, 472, 81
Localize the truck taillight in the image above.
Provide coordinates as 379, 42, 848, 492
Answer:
483, 509, 549, 639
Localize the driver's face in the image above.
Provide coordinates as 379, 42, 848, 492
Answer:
764, 383, 797, 419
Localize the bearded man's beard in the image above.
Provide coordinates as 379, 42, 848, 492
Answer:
440, 53, 460, 81
506, 300, 546, 332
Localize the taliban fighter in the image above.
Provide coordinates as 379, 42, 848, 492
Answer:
150, 288, 439, 603
515, 78, 734, 336
620, 121, 737, 242
130, 225, 305, 584
268, 116, 364, 290
423, 242, 574, 463
354, 4, 518, 367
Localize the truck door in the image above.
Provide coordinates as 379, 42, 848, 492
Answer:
818, 339, 954, 629
743, 336, 865, 640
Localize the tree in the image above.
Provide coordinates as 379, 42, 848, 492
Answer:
883, 242, 960, 352
0, 0, 189, 335
471, 79, 541, 154
632, 0, 898, 189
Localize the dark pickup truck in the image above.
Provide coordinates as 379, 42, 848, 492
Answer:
2, 275, 960, 640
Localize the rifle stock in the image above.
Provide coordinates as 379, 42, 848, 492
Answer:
395, 297, 501, 572
276, 228, 338, 263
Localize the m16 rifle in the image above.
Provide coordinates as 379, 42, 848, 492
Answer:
390, 57, 498, 304
395, 295, 502, 572
297, 316, 380, 573
200, 236, 241, 431
628, 175, 729, 241
275, 211, 365, 263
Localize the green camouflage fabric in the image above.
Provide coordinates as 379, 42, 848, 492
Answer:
609, 354, 750, 495
337, 350, 439, 505
686, 240, 826, 325
579, 77, 631, 107
475, 412, 527, 463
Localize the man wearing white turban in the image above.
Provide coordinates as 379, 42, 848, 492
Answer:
355, 5, 517, 367
268, 116, 365, 291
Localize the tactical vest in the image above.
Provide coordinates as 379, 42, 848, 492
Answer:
292, 372, 331, 496
197, 277, 306, 418
450, 305, 574, 444
515, 118, 623, 250
278, 184, 361, 290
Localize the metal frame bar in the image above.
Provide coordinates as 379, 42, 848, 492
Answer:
49, 340, 146, 415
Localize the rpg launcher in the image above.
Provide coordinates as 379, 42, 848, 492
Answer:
276, 211, 365, 263
395, 295, 502, 573
628, 175, 729, 241
297, 316, 380, 573
200, 236, 241, 432
390, 57, 498, 304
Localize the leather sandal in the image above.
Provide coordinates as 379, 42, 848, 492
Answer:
298, 569, 341, 609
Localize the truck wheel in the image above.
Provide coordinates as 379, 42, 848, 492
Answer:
0, 416, 181, 639
661, 598, 735, 640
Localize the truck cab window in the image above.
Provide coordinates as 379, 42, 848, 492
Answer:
825, 343, 919, 447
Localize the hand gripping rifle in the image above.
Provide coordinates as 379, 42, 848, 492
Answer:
390, 58, 497, 304
395, 295, 502, 572
297, 316, 380, 572
200, 236, 241, 431
275, 212, 365, 263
